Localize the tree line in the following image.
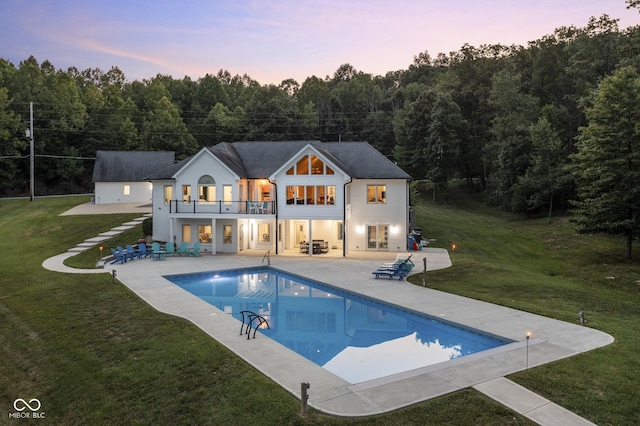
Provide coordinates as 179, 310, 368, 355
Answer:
1, 13, 639, 255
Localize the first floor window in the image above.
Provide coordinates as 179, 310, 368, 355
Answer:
182, 224, 191, 243
123, 185, 130, 195
198, 224, 212, 243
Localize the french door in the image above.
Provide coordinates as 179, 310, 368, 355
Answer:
367, 224, 388, 250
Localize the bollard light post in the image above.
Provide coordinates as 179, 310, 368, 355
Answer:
526, 332, 531, 369
422, 257, 427, 286
301, 382, 310, 416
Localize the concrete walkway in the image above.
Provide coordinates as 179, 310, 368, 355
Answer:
42, 203, 610, 425
42, 202, 151, 273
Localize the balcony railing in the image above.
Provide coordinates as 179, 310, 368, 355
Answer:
169, 200, 275, 215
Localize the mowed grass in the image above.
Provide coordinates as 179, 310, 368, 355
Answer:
1, 192, 637, 424
408, 188, 640, 425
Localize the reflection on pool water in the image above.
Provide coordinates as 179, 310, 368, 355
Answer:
165, 267, 510, 384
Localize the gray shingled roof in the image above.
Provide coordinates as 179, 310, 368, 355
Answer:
146, 141, 410, 180
92, 151, 175, 182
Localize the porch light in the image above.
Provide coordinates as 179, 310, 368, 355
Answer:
390, 225, 399, 234
355, 225, 365, 234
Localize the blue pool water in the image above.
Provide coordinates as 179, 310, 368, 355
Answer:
165, 267, 511, 383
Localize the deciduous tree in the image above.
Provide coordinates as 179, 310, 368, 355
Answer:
571, 66, 640, 259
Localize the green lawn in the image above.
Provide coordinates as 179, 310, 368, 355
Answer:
1, 193, 637, 425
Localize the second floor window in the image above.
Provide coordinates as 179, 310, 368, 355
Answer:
182, 185, 191, 203
286, 154, 334, 175
223, 185, 232, 204
286, 185, 335, 205
198, 175, 216, 202
164, 185, 173, 204
367, 185, 386, 204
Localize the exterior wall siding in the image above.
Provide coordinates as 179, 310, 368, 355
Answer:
152, 179, 173, 242
346, 179, 408, 252
94, 182, 152, 204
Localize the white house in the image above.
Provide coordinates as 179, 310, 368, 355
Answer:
147, 141, 411, 256
92, 150, 175, 204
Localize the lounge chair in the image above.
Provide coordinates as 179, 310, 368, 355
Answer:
137, 242, 150, 258
110, 247, 126, 264
379, 255, 414, 270
165, 241, 176, 256
151, 242, 166, 261
176, 242, 189, 256
372, 258, 413, 280
187, 242, 201, 256
125, 244, 140, 260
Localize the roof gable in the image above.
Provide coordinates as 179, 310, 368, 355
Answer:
269, 143, 350, 179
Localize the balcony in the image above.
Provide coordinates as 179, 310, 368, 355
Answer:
169, 200, 275, 215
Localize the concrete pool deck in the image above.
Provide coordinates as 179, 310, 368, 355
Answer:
43, 203, 611, 424
46, 253, 610, 425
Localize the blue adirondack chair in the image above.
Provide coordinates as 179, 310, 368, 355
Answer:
187, 242, 202, 256
165, 241, 176, 256
137, 242, 150, 258
151, 242, 166, 261
176, 242, 189, 256
110, 248, 126, 264
117, 246, 132, 262
125, 244, 140, 260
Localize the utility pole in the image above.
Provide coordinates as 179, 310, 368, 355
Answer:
29, 102, 34, 201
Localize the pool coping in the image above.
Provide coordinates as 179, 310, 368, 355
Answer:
105, 251, 614, 417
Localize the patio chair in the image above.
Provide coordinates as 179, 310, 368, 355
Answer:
137, 242, 150, 258
151, 242, 166, 261
187, 241, 202, 257
117, 246, 132, 262
176, 242, 189, 256
110, 247, 126, 264
165, 241, 176, 256
125, 244, 140, 260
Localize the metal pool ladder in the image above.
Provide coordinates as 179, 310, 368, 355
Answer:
239, 310, 270, 339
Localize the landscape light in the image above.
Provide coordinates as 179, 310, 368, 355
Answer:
526, 332, 531, 369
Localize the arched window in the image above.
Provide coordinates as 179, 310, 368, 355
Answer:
198, 175, 216, 202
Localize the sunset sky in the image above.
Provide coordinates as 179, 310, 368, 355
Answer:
2, 0, 640, 85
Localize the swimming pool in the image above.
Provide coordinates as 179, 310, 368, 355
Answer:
165, 267, 511, 383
